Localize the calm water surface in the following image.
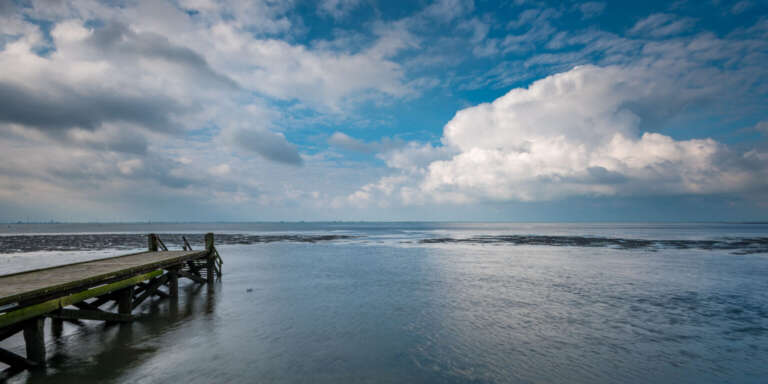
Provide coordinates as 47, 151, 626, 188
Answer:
1, 223, 768, 383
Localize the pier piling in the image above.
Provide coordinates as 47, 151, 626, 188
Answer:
118, 287, 133, 315
22, 318, 45, 367
168, 268, 179, 298
205, 233, 215, 285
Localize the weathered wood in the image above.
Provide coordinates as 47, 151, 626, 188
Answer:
0, 250, 208, 307
0, 323, 23, 342
0, 270, 162, 328
206, 259, 215, 284
168, 269, 179, 298
90, 293, 117, 309
205, 232, 214, 251
186, 260, 202, 275
148, 234, 159, 252
157, 236, 169, 252
176, 270, 206, 284
23, 317, 45, 366
131, 275, 169, 309
117, 287, 133, 315
73, 301, 100, 311
214, 247, 223, 277
0, 347, 36, 369
0, 234, 222, 375
133, 282, 151, 298
50, 309, 133, 323
182, 236, 192, 251
51, 318, 63, 337
205, 233, 215, 284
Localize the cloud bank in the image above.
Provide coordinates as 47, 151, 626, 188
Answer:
0, 0, 766, 221
351, 64, 768, 205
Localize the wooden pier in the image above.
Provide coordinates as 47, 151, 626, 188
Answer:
0, 233, 223, 378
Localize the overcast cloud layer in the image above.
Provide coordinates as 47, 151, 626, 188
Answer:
0, 0, 767, 221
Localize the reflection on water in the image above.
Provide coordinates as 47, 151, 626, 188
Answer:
5, 241, 768, 383
10, 282, 216, 384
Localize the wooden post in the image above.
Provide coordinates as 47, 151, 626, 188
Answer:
118, 286, 134, 314
168, 273, 178, 297
148, 234, 159, 252
23, 317, 45, 367
168, 268, 179, 298
51, 318, 63, 338
205, 233, 215, 284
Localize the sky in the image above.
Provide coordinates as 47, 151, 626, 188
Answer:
0, 0, 767, 222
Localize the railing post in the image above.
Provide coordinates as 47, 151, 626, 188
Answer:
148, 234, 159, 252
205, 233, 215, 285
23, 317, 45, 367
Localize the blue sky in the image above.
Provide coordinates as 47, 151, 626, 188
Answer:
0, 0, 767, 222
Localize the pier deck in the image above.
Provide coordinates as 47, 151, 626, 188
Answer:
0, 233, 223, 378
0, 250, 207, 307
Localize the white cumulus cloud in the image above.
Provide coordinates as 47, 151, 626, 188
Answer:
350, 64, 767, 204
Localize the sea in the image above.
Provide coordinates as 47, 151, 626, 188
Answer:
1, 222, 767, 383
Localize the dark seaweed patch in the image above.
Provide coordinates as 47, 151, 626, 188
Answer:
419, 235, 768, 254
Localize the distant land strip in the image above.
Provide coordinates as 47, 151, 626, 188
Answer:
0, 234, 356, 254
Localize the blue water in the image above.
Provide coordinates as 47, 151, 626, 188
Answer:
1, 223, 767, 383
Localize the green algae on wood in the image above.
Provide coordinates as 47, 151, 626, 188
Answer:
0, 270, 162, 328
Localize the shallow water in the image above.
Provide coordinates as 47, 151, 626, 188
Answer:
2, 223, 768, 383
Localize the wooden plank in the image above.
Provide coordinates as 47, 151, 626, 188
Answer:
0, 347, 36, 369
216, 248, 223, 277
0, 323, 23, 343
176, 270, 206, 284
0, 250, 207, 307
49, 309, 133, 323
0, 270, 162, 328
133, 282, 148, 297
157, 237, 169, 251
73, 301, 99, 311
131, 275, 169, 309
186, 260, 201, 275
90, 293, 117, 309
